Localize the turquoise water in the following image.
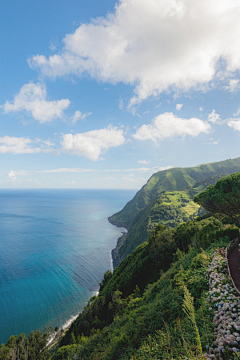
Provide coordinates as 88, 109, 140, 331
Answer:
0, 189, 135, 344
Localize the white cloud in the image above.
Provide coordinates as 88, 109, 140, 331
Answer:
29, 0, 240, 105
227, 119, 240, 131
199, 107, 203, 111
92, 176, 116, 181
26, 179, 41, 185
122, 175, 146, 183
8, 170, 19, 182
102, 166, 172, 173
204, 138, 219, 145
233, 107, 240, 116
137, 159, 150, 164
7, 170, 42, 185
208, 109, 221, 124
35, 138, 55, 147
176, 104, 183, 110
49, 39, 58, 52
225, 79, 239, 92
155, 166, 173, 172
37, 168, 95, 173
118, 99, 124, 111
7, 170, 29, 182
133, 112, 210, 142
72, 110, 92, 123
3, 82, 70, 123
64, 180, 76, 186
0, 136, 42, 154
61, 125, 125, 160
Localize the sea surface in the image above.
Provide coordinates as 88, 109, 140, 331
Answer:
0, 189, 135, 344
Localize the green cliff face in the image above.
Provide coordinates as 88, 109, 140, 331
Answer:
109, 157, 240, 266
53, 215, 239, 360
3, 163, 240, 360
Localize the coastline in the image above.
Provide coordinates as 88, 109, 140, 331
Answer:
47, 314, 79, 348
47, 222, 125, 348
111, 231, 127, 269
108, 215, 128, 269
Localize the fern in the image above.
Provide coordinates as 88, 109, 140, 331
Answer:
182, 285, 202, 355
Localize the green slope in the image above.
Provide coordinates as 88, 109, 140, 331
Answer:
112, 190, 200, 266
2, 171, 240, 360
51, 215, 239, 359
109, 158, 240, 266
112, 174, 226, 266
109, 157, 240, 229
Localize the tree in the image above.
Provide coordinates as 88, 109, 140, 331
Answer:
99, 270, 112, 291
194, 172, 240, 224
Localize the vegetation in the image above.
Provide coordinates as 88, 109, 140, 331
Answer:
53, 215, 238, 359
111, 159, 239, 266
194, 172, 240, 224
2, 165, 240, 359
109, 157, 240, 229
3, 213, 238, 359
112, 189, 202, 265
0, 330, 50, 360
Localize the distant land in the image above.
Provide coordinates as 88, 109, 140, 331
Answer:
109, 157, 240, 266
2, 157, 240, 359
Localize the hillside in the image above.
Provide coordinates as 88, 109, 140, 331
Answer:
1, 214, 239, 359
2, 171, 240, 359
109, 158, 240, 229
110, 158, 240, 266
38, 216, 240, 358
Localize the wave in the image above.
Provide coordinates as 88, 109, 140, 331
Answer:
47, 290, 99, 348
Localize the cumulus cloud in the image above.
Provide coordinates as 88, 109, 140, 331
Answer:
137, 159, 150, 164
7, 170, 41, 185
3, 82, 70, 123
8, 170, 19, 182
204, 138, 219, 145
72, 110, 92, 123
133, 112, 210, 142
227, 119, 240, 131
92, 176, 116, 181
29, 0, 240, 104
0, 136, 42, 154
208, 109, 221, 124
64, 180, 76, 186
176, 104, 183, 110
225, 79, 239, 92
37, 168, 95, 173
122, 175, 146, 183
233, 107, 240, 117
61, 125, 125, 160
7, 170, 28, 182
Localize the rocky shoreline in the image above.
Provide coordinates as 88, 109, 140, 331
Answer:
111, 232, 125, 268
108, 217, 128, 269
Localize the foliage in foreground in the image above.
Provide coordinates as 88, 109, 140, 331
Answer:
51, 213, 238, 359
112, 159, 240, 265
1, 217, 239, 359
0, 330, 50, 360
3, 168, 240, 359
194, 172, 240, 224
60, 215, 238, 347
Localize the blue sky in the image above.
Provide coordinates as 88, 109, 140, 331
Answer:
1, 0, 240, 189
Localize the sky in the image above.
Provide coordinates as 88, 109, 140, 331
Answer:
1, 0, 240, 189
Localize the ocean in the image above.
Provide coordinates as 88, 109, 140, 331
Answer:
0, 189, 135, 344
